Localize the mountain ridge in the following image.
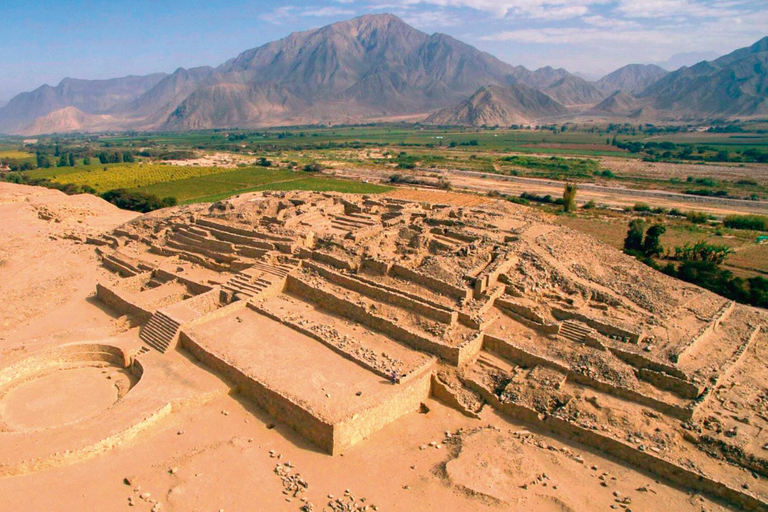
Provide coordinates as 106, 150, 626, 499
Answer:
0, 14, 766, 134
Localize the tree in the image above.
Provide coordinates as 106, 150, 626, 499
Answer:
83, 156, 91, 166
624, 219, 645, 253
68, 153, 75, 167
642, 224, 666, 257
36, 152, 50, 168
303, 163, 324, 173
562, 182, 577, 212
57, 154, 68, 167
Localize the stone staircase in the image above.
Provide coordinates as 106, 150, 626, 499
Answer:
222, 261, 295, 299
559, 320, 593, 344
140, 311, 181, 353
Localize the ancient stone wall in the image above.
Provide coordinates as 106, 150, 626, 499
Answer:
302, 261, 457, 325
179, 330, 336, 453
390, 264, 470, 301
551, 306, 642, 343
96, 283, 153, 324
483, 335, 692, 419
286, 275, 466, 365
333, 372, 431, 453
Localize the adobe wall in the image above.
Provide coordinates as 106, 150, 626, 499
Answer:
182, 288, 222, 315
96, 283, 153, 324
179, 330, 336, 453
430, 374, 481, 419
154, 269, 213, 295
609, 346, 688, 380
333, 371, 431, 454
166, 238, 238, 264
390, 264, 471, 301
286, 275, 466, 365
0, 344, 129, 388
483, 334, 692, 420
184, 299, 249, 329
113, 272, 154, 293
302, 261, 457, 325
298, 249, 358, 272
353, 270, 454, 313
673, 301, 735, 363
551, 306, 642, 343
201, 224, 276, 250
361, 257, 391, 275
466, 377, 768, 512
495, 303, 561, 335
638, 368, 702, 399
195, 217, 294, 244
172, 230, 236, 255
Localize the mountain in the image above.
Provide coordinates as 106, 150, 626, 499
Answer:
543, 75, 606, 106
2, 14, 579, 134
0, 73, 167, 134
21, 106, 116, 135
637, 37, 768, 117
652, 51, 720, 71
0, 100, 6, 109
588, 91, 639, 115
2, 15, 765, 134
425, 84, 568, 126
595, 64, 668, 94
163, 14, 559, 130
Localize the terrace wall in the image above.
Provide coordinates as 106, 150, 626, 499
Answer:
302, 261, 457, 325
96, 283, 153, 324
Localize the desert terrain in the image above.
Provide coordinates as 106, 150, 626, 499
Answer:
0, 182, 766, 512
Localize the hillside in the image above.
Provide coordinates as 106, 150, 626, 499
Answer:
543, 75, 606, 106
425, 84, 568, 126
0, 74, 166, 134
588, 91, 640, 115
595, 64, 668, 94
637, 37, 768, 117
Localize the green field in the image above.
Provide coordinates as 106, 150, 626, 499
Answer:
24, 161, 391, 203
135, 167, 391, 203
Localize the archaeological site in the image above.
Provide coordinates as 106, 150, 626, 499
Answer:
1, 181, 766, 512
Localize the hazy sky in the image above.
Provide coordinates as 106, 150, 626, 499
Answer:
1, 0, 767, 100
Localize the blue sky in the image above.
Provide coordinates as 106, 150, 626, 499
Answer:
1, 0, 767, 100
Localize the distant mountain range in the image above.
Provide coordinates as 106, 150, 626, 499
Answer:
0, 14, 766, 134
651, 51, 721, 71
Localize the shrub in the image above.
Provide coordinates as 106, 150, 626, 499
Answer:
303, 163, 324, 173
723, 214, 768, 231
685, 211, 709, 224
633, 203, 651, 212
562, 182, 577, 212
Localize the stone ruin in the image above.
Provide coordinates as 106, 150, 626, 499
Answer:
35, 190, 768, 509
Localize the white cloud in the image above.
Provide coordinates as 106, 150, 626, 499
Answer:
259, 5, 356, 23
399, 9, 463, 26
614, 0, 757, 18
301, 6, 356, 17
360, 0, 609, 19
